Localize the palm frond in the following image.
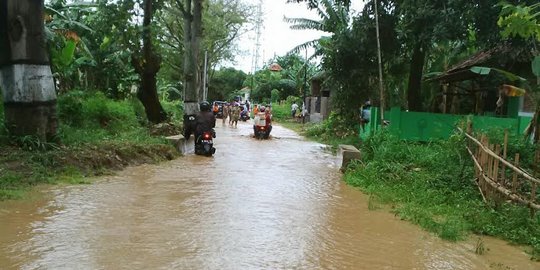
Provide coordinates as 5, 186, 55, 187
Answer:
287, 39, 321, 55
45, 6, 94, 32
284, 17, 325, 31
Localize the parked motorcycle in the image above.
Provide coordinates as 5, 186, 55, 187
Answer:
195, 130, 216, 156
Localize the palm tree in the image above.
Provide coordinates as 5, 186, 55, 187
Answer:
284, 0, 350, 59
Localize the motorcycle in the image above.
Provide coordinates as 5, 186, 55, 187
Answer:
195, 130, 216, 156
240, 109, 250, 121
253, 112, 271, 139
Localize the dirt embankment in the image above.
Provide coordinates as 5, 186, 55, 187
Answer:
0, 141, 180, 199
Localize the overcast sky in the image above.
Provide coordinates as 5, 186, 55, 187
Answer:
231, 0, 365, 73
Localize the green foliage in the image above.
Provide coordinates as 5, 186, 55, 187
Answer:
498, 2, 540, 41
271, 89, 280, 103
345, 131, 540, 256
161, 100, 183, 124
57, 91, 85, 125
0, 172, 27, 200
81, 92, 137, 129
158, 0, 252, 93
533, 56, 540, 77
285, 95, 301, 105
1, 91, 179, 200
14, 135, 60, 152
274, 53, 317, 97
208, 68, 247, 101
55, 91, 154, 145
267, 103, 290, 122
304, 112, 359, 147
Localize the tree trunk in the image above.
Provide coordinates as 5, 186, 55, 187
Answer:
407, 43, 426, 112
0, 0, 58, 141
132, 0, 167, 124
182, 0, 204, 139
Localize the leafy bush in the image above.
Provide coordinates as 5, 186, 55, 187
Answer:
285, 95, 301, 105
82, 92, 137, 130
268, 103, 290, 122
161, 99, 183, 123
305, 112, 359, 141
271, 89, 280, 103
58, 90, 85, 126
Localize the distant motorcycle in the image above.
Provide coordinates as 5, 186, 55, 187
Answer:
195, 130, 216, 156
240, 109, 250, 121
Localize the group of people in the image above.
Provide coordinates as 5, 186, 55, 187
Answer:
218, 101, 248, 128
196, 99, 275, 133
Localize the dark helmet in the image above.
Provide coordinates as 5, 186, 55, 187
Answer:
200, 101, 211, 112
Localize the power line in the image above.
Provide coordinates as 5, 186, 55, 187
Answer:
251, 0, 263, 74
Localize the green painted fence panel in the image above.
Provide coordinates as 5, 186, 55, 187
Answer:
360, 107, 533, 142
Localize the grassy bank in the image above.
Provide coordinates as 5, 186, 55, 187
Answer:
287, 113, 539, 259
353, 131, 539, 259
0, 91, 181, 200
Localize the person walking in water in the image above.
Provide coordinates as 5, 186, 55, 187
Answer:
230, 102, 241, 128
222, 102, 229, 125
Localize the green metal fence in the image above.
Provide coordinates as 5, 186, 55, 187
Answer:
361, 106, 533, 142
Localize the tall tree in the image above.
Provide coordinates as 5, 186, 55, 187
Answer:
157, 0, 251, 98
131, 0, 167, 123
394, 0, 476, 111
0, 0, 58, 140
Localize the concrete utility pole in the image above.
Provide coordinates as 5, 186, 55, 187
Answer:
202, 50, 208, 101
374, 0, 385, 122
0, 0, 58, 140
181, 0, 204, 139
302, 49, 308, 124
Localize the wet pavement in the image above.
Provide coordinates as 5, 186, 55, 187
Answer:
0, 120, 538, 269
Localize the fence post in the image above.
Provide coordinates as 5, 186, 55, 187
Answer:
502, 130, 508, 185
512, 153, 520, 194
532, 150, 540, 217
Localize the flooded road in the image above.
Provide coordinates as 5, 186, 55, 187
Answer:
0, 121, 538, 269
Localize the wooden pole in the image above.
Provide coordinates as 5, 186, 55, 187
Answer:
373, 0, 385, 122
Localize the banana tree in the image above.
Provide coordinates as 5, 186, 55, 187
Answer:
44, 2, 96, 92
498, 1, 540, 143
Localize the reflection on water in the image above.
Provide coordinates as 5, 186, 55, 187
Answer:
0, 121, 538, 269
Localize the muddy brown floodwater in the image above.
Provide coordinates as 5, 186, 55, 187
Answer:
1, 121, 538, 270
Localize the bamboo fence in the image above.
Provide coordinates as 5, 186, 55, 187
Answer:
461, 124, 540, 215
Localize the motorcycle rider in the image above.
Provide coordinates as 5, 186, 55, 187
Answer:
254, 106, 272, 136
195, 101, 216, 146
